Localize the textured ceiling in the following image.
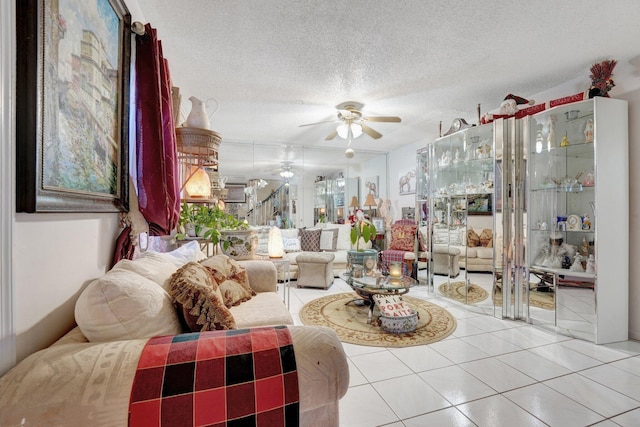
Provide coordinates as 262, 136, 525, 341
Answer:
132, 0, 640, 181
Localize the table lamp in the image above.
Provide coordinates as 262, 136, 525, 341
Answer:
268, 226, 284, 258
364, 193, 376, 218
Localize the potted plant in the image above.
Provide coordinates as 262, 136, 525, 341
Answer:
176, 202, 256, 259
347, 209, 378, 275
217, 212, 257, 260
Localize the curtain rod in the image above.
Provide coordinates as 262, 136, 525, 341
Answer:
131, 21, 145, 36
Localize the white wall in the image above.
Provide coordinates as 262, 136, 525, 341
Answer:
13, 215, 121, 361
388, 139, 435, 220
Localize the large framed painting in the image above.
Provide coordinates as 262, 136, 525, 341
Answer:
16, 0, 131, 212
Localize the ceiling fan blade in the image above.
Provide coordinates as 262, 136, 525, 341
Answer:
363, 116, 401, 123
325, 129, 338, 141
299, 119, 338, 127
361, 124, 382, 139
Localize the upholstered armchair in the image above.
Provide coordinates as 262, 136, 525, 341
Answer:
380, 219, 418, 279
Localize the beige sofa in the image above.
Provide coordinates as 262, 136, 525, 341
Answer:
255, 223, 372, 279
429, 219, 498, 273
0, 242, 349, 427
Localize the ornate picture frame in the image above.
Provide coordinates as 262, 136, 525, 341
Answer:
16, 0, 131, 212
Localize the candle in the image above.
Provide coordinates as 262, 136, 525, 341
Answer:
389, 262, 402, 278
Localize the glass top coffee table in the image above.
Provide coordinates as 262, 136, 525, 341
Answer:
340, 273, 418, 324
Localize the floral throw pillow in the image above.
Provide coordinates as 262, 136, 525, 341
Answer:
389, 224, 417, 251
299, 228, 322, 252
200, 255, 256, 307
467, 229, 480, 247
169, 262, 236, 331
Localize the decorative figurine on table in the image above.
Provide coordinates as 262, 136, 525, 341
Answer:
586, 254, 596, 273
584, 119, 594, 143
588, 59, 617, 98
582, 214, 592, 230
570, 254, 585, 272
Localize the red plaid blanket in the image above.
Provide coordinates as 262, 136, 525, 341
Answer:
129, 326, 299, 427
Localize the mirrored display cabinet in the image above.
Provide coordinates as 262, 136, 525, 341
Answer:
524, 97, 628, 343
418, 97, 628, 343
420, 121, 498, 314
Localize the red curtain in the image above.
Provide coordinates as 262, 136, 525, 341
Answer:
113, 24, 180, 264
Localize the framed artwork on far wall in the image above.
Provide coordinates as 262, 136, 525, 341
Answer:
372, 217, 385, 234
16, 0, 131, 212
398, 169, 416, 195
225, 183, 247, 203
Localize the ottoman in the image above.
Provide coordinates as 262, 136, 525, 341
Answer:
296, 252, 335, 289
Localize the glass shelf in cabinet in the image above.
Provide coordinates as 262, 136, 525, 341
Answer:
530, 141, 595, 157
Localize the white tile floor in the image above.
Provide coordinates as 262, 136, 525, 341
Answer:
287, 277, 640, 427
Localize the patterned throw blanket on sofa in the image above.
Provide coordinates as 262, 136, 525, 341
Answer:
129, 325, 299, 426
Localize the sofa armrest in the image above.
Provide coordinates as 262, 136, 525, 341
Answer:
237, 260, 277, 293
288, 325, 349, 412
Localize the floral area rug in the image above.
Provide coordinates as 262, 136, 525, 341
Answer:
494, 288, 555, 311
299, 292, 456, 347
438, 282, 489, 304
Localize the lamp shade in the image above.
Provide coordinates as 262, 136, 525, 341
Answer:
184, 166, 211, 198
336, 123, 363, 139
349, 196, 359, 208
268, 226, 284, 258
364, 193, 377, 208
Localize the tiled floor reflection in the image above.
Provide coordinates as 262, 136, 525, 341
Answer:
288, 274, 640, 427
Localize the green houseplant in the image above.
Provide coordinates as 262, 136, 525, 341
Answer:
350, 209, 377, 251
176, 202, 252, 255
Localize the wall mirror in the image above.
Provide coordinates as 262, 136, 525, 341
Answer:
218, 141, 387, 228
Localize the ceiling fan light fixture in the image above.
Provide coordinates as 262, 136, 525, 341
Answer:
280, 169, 294, 179
336, 123, 362, 139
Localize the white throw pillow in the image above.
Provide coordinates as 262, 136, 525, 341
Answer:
113, 251, 179, 291
154, 240, 206, 267
75, 268, 183, 342
283, 237, 302, 252
320, 228, 339, 252
280, 228, 299, 239
334, 224, 353, 251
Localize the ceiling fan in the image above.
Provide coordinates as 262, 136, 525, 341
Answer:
266, 161, 297, 179
300, 101, 401, 141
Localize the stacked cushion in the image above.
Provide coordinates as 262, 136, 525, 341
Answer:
201, 255, 256, 307
169, 262, 237, 331
74, 242, 207, 342
467, 228, 493, 248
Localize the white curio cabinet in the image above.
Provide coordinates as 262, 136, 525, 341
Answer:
419, 97, 628, 344
524, 97, 628, 343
